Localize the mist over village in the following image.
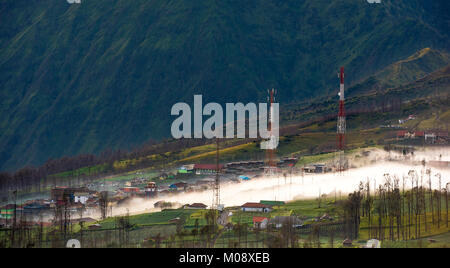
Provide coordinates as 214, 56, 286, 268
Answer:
0, 0, 449, 254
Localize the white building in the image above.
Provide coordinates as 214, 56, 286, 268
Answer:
366, 239, 381, 248
425, 133, 436, 144
241, 202, 272, 213
74, 192, 89, 204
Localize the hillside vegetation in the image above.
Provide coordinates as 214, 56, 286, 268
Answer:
1, 0, 449, 171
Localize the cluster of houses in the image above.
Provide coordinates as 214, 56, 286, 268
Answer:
302, 164, 333, 174
147, 199, 307, 230
240, 201, 335, 230
240, 201, 304, 229
178, 164, 224, 175
125, 177, 149, 187
178, 158, 298, 176
0, 185, 131, 228
103, 158, 301, 205
397, 130, 448, 144
0, 187, 95, 227
120, 181, 158, 198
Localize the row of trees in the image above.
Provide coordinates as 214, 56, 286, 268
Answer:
343, 169, 449, 241
0, 138, 220, 197
0, 152, 118, 196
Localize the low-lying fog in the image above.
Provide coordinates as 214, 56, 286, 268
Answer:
110, 147, 450, 217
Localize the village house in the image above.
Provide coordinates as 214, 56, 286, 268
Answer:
144, 182, 157, 198
194, 164, 224, 175
241, 202, 272, 213
269, 216, 304, 229
425, 131, 449, 144
253, 217, 269, 229
425, 133, 437, 144
169, 182, 189, 191
51, 187, 90, 204
178, 164, 195, 174
397, 131, 425, 140
74, 191, 90, 204
121, 187, 141, 196
365, 239, 381, 248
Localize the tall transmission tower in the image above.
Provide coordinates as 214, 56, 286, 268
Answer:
264, 89, 278, 177
337, 67, 347, 172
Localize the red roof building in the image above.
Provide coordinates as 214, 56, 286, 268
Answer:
253, 217, 269, 229
242, 202, 268, 208
122, 187, 140, 193
194, 164, 224, 170
397, 130, 407, 137
253, 217, 269, 223
194, 164, 224, 174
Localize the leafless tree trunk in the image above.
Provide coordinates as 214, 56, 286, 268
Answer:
445, 183, 449, 228
428, 170, 434, 225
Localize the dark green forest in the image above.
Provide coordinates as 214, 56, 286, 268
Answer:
0, 0, 449, 171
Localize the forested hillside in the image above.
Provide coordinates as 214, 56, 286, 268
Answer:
0, 0, 449, 171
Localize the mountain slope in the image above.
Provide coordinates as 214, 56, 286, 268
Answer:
283, 63, 450, 126
0, 0, 449, 171
374, 48, 449, 87
347, 48, 450, 97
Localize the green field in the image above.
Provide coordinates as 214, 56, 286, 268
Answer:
95, 209, 198, 229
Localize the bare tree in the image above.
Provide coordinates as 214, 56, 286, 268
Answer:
446, 183, 449, 228
99, 191, 109, 220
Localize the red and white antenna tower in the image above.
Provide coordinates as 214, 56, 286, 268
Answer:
337, 67, 347, 172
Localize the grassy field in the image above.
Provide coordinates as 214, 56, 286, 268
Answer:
95, 209, 198, 229
48, 164, 109, 179
281, 199, 340, 218
2, 195, 448, 248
